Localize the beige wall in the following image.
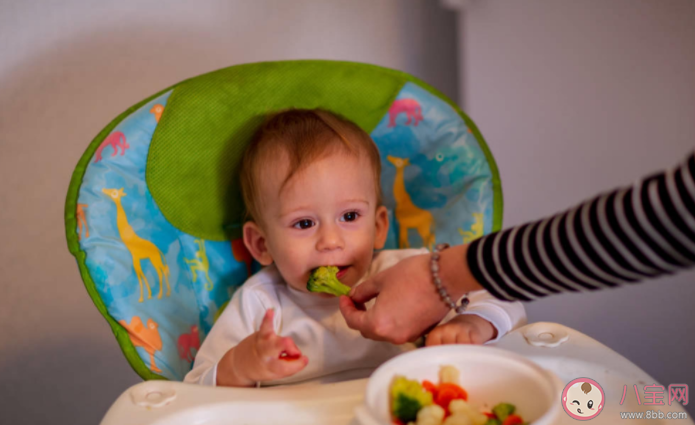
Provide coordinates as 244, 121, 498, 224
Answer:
0, 1, 457, 424
459, 0, 695, 416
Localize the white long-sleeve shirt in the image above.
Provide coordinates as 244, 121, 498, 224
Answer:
184, 248, 526, 386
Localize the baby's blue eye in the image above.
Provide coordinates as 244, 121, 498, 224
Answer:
341, 211, 358, 222
294, 219, 314, 230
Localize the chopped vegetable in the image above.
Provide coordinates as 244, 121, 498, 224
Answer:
278, 351, 301, 361
449, 400, 488, 425
389, 367, 525, 425
434, 383, 468, 412
501, 415, 524, 425
491, 404, 515, 421
422, 380, 438, 395
442, 414, 473, 425
417, 404, 446, 425
439, 365, 460, 385
391, 376, 434, 423
306, 266, 351, 296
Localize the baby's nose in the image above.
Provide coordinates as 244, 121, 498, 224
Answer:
316, 224, 344, 251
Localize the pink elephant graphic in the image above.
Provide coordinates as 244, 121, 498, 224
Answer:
178, 325, 201, 363
388, 98, 423, 127
94, 131, 129, 163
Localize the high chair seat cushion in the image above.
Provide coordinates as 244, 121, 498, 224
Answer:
65, 60, 502, 381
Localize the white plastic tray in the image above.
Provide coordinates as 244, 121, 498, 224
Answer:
100, 323, 692, 425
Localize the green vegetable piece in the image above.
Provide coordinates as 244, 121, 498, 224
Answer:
492, 403, 516, 421
390, 376, 434, 423
484, 419, 502, 425
307, 266, 351, 296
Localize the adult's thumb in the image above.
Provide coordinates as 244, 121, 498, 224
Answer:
349, 278, 379, 304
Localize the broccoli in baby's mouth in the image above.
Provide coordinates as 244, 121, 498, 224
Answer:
306, 266, 351, 296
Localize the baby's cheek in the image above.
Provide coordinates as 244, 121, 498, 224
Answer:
274, 252, 309, 288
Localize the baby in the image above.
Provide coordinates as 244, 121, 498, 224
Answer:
184, 109, 526, 387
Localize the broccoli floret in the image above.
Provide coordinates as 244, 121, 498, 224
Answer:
390, 376, 434, 423
491, 403, 516, 421
306, 266, 351, 296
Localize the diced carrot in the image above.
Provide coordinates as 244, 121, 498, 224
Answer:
422, 380, 438, 395
434, 383, 468, 412
502, 414, 524, 425
484, 412, 497, 419
278, 351, 301, 361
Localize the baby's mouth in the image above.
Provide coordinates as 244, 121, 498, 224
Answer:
577, 408, 583, 414
336, 265, 351, 279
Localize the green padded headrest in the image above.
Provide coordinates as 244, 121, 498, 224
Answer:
65, 60, 502, 381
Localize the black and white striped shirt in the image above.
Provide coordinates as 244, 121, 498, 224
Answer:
467, 151, 695, 302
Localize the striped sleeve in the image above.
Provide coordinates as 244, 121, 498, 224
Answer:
467, 150, 695, 302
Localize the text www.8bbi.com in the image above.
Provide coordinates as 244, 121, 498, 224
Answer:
620, 410, 689, 420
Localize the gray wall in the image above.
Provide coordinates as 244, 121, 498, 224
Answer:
0, 1, 457, 424
459, 0, 695, 416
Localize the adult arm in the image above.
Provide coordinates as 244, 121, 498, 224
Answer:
341, 151, 695, 342
469, 150, 695, 301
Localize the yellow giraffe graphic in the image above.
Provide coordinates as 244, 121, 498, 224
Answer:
102, 188, 171, 302
150, 104, 164, 123
458, 213, 485, 243
387, 155, 435, 250
185, 239, 213, 291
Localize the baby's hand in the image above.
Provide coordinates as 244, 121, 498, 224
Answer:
425, 314, 498, 346
217, 309, 308, 386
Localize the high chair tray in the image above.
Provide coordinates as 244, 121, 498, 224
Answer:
100, 323, 692, 425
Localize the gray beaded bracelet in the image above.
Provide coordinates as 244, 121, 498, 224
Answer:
431, 243, 469, 314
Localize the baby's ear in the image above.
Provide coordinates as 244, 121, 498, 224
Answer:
373, 205, 389, 250
243, 221, 273, 266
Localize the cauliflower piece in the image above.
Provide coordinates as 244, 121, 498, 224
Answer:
416, 404, 446, 425
448, 400, 488, 425
442, 413, 473, 425
439, 365, 460, 385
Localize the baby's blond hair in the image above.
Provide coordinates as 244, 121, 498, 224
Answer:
239, 109, 382, 225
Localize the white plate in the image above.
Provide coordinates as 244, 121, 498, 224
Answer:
100, 324, 692, 425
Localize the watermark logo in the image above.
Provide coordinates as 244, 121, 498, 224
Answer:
562, 378, 605, 420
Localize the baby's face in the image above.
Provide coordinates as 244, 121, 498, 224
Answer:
565, 382, 603, 418
247, 149, 388, 293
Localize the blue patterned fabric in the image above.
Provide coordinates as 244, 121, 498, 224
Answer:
73, 82, 497, 381
375, 82, 494, 250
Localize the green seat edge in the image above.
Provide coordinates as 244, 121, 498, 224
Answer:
65, 86, 174, 381
63, 59, 503, 381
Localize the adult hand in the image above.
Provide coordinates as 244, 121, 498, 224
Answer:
339, 244, 482, 344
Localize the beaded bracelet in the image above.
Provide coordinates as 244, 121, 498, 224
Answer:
431, 243, 469, 314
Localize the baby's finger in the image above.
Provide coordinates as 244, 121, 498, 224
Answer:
425, 330, 443, 346
259, 309, 276, 338
455, 330, 474, 344
439, 329, 461, 345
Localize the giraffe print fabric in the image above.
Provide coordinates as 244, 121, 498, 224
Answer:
373, 82, 496, 252
75, 91, 252, 380
71, 81, 498, 382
